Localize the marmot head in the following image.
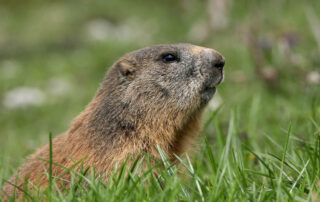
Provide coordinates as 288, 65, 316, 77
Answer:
113, 44, 224, 107
93, 44, 225, 130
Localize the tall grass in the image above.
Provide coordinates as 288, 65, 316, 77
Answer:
2, 110, 319, 201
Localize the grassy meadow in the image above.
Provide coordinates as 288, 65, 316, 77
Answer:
0, 0, 320, 201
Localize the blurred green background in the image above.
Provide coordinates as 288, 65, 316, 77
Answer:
0, 0, 319, 183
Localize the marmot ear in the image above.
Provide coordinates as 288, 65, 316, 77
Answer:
116, 59, 136, 79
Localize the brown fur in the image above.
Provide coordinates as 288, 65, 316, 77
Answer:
1, 44, 225, 200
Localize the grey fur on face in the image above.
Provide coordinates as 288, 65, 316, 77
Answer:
122, 44, 224, 111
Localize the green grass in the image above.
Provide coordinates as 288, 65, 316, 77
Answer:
0, 0, 320, 201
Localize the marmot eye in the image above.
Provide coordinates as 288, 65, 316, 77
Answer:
162, 54, 179, 63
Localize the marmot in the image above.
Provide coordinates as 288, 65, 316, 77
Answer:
2, 43, 225, 199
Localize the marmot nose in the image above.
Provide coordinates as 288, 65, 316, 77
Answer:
212, 53, 225, 71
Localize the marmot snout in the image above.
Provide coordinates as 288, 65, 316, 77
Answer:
2, 44, 225, 199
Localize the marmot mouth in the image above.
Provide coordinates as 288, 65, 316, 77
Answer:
202, 85, 216, 94
200, 86, 216, 105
